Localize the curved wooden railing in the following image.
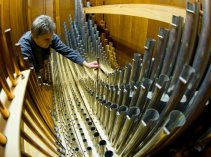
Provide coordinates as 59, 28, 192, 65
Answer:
84, 4, 186, 24
0, 28, 63, 157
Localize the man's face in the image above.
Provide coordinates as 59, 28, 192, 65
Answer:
33, 33, 53, 48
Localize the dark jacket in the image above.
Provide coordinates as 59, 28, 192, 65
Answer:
18, 31, 84, 72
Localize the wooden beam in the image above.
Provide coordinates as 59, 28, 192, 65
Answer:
84, 4, 186, 24
0, 70, 30, 157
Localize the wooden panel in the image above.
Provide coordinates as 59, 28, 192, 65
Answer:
27, 0, 54, 32
84, 4, 186, 23
29, 0, 45, 22
9, 0, 28, 43
87, 0, 187, 66
104, 0, 186, 8
104, 14, 148, 65
58, 0, 75, 39
0, 0, 11, 34
46, 0, 54, 18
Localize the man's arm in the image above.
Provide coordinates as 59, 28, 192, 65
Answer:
51, 34, 85, 65
51, 34, 99, 68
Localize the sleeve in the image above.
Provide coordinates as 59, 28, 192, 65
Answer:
18, 37, 35, 68
51, 34, 85, 65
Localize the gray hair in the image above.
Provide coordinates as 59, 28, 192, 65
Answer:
31, 15, 56, 37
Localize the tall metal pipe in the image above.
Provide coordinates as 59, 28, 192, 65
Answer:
138, 39, 156, 82
117, 85, 125, 105
129, 53, 142, 83
107, 104, 119, 136
134, 110, 186, 157
103, 102, 112, 129
97, 140, 107, 157
135, 78, 153, 109
121, 109, 159, 156
153, 64, 211, 156
149, 28, 169, 80
92, 132, 100, 146
169, 2, 199, 90
121, 84, 131, 106
104, 150, 114, 157
115, 107, 140, 153
145, 75, 169, 114
109, 105, 128, 142
111, 85, 118, 104
87, 146, 93, 157
129, 81, 142, 107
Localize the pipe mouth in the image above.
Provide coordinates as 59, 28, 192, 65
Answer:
157, 74, 170, 87
79, 127, 83, 131
101, 99, 107, 104
105, 150, 114, 157
127, 107, 140, 117
88, 122, 92, 126
74, 147, 79, 151
94, 132, 100, 137
87, 146, 92, 151
90, 126, 96, 131
142, 78, 153, 89
106, 101, 112, 106
99, 140, 107, 146
118, 105, 128, 113
165, 110, 186, 133
143, 108, 159, 124
110, 103, 118, 109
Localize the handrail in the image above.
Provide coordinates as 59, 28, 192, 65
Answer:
0, 27, 61, 156
0, 70, 30, 157
84, 4, 186, 23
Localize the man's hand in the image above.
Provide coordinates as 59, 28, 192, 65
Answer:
83, 60, 99, 68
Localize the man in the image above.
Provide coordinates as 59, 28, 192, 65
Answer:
19, 15, 99, 78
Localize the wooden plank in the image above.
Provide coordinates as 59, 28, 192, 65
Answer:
0, 70, 30, 157
84, 4, 186, 24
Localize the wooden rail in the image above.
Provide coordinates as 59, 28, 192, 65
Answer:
84, 4, 186, 23
0, 70, 30, 157
0, 28, 61, 157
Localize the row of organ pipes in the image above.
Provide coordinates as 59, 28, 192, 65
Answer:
0, 0, 210, 156
51, 0, 211, 156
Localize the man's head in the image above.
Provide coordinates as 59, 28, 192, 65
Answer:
31, 15, 56, 48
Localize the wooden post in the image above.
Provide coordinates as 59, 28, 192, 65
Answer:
0, 99, 10, 119
14, 43, 26, 70
0, 67, 14, 100
0, 132, 7, 146
5, 29, 21, 77
0, 35, 17, 86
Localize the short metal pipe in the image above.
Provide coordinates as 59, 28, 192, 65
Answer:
121, 109, 159, 156
97, 140, 107, 157
92, 132, 100, 146
107, 104, 119, 136
110, 105, 128, 143
83, 138, 88, 148
104, 150, 114, 157
87, 146, 92, 157
134, 110, 186, 157
74, 147, 83, 157
103, 102, 112, 129
115, 107, 140, 151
